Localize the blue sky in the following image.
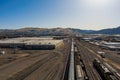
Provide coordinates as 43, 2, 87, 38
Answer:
0, 0, 120, 30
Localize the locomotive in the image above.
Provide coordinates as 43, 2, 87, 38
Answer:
93, 58, 117, 80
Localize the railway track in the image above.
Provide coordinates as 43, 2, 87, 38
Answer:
43, 63, 60, 80
0, 38, 69, 80
77, 40, 102, 80
0, 38, 70, 80
24, 54, 60, 80
81, 41, 120, 69
62, 39, 71, 80
80, 40, 120, 76
0, 52, 56, 80
0, 52, 50, 70
54, 63, 64, 80
80, 48, 101, 80
77, 40, 120, 80
23, 40, 70, 80
7, 52, 57, 80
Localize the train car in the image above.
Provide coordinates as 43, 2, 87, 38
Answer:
76, 65, 84, 80
74, 47, 78, 54
93, 59, 117, 80
97, 51, 105, 58
117, 52, 120, 55
100, 53, 105, 58
93, 58, 101, 69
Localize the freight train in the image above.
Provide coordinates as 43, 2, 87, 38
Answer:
93, 58, 118, 80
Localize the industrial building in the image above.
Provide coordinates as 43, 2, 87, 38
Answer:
0, 37, 62, 50
99, 41, 120, 50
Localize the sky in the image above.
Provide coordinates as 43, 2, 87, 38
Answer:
0, 0, 120, 30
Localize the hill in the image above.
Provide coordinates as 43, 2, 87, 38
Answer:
0, 28, 75, 38
0, 26, 120, 38
90, 26, 120, 34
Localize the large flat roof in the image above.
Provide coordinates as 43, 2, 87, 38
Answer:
0, 37, 62, 45
100, 41, 120, 45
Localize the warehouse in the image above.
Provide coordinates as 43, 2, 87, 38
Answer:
0, 37, 62, 50
99, 41, 120, 50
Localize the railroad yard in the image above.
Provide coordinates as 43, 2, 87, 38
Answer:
0, 37, 70, 80
75, 39, 120, 80
0, 36, 120, 80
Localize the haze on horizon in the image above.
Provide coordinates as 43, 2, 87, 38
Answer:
0, 0, 120, 30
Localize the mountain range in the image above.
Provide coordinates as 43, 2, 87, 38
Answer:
0, 26, 120, 37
